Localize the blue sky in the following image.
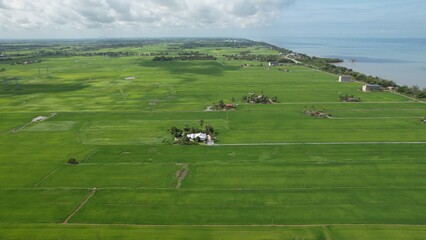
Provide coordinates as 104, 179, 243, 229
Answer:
0, 0, 425, 39
272, 0, 426, 38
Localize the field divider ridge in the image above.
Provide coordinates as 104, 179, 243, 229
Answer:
212, 142, 426, 146
63, 187, 97, 224
32, 164, 66, 187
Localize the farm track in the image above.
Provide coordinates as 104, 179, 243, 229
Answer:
389, 90, 426, 103
62, 223, 426, 228
32, 164, 65, 187
331, 117, 423, 119
63, 188, 97, 224
3, 186, 426, 191
213, 142, 426, 146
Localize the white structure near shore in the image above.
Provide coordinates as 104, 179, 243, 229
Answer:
362, 84, 381, 92
339, 75, 352, 82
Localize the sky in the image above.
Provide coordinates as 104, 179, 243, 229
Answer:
0, 0, 425, 39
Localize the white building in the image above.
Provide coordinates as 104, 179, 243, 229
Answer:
362, 84, 381, 92
268, 62, 279, 67
339, 75, 352, 82
186, 133, 207, 141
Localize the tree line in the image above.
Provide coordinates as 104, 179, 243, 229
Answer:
223, 53, 294, 63
286, 49, 426, 99
153, 54, 216, 61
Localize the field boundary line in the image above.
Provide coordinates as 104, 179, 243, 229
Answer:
241, 101, 420, 105
389, 91, 425, 104
63, 223, 426, 228
80, 147, 100, 163
84, 202, 426, 207
332, 116, 423, 120
323, 226, 333, 240
63, 188, 97, 224
4, 186, 426, 191
78, 122, 89, 145
213, 142, 426, 147
32, 164, 65, 187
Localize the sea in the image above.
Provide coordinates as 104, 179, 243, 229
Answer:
257, 37, 426, 88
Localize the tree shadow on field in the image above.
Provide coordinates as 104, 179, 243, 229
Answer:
140, 60, 239, 76
0, 80, 88, 95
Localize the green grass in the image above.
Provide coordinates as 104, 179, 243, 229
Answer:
73, 188, 426, 225
0, 189, 89, 223
0, 40, 425, 239
38, 163, 179, 188
331, 225, 426, 240
0, 224, 325, 240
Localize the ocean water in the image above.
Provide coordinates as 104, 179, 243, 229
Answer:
258, 37, 426, 88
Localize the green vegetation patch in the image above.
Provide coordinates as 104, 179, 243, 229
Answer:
24, 121, 76, 132
38, 163, 179, 188
0, 189, 89, 223
0, 224, 325, 240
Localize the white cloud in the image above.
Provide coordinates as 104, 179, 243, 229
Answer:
0, 0, 294, 32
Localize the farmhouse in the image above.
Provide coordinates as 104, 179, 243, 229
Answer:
339, 75, 352, 82
186, 133, 207, 141
268, 61, 279, 67
225, 104, 236, 109
362, 84, 381, 92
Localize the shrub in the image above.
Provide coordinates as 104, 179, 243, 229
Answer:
67, 158, 79, 165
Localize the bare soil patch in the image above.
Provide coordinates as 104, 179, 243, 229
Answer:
175, 163, 189, 189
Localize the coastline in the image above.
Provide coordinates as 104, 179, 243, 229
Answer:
258, 38, 426, 100
257, 37, 426, 88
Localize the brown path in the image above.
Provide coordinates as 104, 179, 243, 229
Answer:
63, 188, 97, 224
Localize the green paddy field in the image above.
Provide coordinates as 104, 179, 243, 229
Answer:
0, 39, 425, 239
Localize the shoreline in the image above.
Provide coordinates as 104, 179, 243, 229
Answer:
259, 37, 426, 88
260, 39, 426, 100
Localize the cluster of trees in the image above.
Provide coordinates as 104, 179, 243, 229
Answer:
339, 94, 361, 102
177, 51, 203, 56
0, 58, 13, 62
0, 39, 170, 53
397, 85, 426, 99
208, 100, 236, 110
1, 50, 144, 59
35, 50, 139, 57
12, 59, 41, 65
298, 55, 343, 64
153, 53, 216, 61
67, 158, 79, 165
0, 68, 5, 72
242, 92, 278, 104
0, 39, 177, 60
182, 39, 257, 49
304, 110, 331, 118
223, 53, 294, 63
168, 124, 215, 145
257, 42, 292, 55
